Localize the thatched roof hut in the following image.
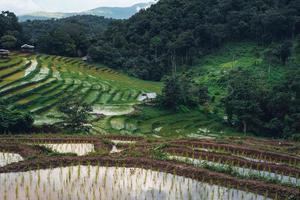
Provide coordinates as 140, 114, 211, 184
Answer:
21, 44, 35, 52
138, 92, 157, 102
21, 44, 35, 49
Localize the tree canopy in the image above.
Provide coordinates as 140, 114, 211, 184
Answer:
222, 67, 300, 137
22, 15, 115, 57
0, 11, 22, 49
88, 0, 300, 80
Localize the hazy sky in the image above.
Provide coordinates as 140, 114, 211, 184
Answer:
0, 0, 154, 15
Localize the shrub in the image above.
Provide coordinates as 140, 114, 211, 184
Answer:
0, 99, 34, 133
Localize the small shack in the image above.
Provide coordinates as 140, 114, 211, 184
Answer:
0, 49, 10, 58
21, 44, 35, 53
82, 56, 88, 62
138, 92, 157, 103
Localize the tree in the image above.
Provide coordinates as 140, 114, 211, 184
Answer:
50, 29, 77, 56
0, 11, 21, 38
222, 66, 299, 137
0, 35, 17, 49
150, 36, 162, 59
276, 41, 292, 64
263, 67, 300, 136
0, 99, 34, 133
160, 74, 209, 110
264, 41, 292, 74
296, 35, 300, 54
58, 99, 93, 133
23, 15, 114, 57
263, 48, 277, 76
222, 69, 264, 134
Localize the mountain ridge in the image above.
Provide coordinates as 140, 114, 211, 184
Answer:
18, 2, 155, 21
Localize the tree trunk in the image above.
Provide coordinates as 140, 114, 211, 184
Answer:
243, 120, 247, 134
171, 52, 177, 76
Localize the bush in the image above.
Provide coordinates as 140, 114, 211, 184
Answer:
0, 99, 34, 133
290, 134, 300, 142
58, 99, 93, 133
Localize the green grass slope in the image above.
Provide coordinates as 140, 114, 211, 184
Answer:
0, 53, 161, 127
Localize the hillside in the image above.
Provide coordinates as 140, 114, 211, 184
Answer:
89, 0, 300, 80
0, 51, 233, 137
1, 40, 298, 137
18, 2, 155, 22
1, 2, 300, 200
0, 53, 161, 132
95, 41, 300, 137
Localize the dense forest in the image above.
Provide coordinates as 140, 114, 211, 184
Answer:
0, 12, 114, 57
0, 11, 22, 49
89, 0, 300, 80
22, 15, 115, 57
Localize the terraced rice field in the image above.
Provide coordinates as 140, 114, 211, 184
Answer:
0, 166, 271, 200
0, 53, 235, 137
0, 53, 238, 137
0, 152, 23, 167
0, 53, 161, 129
0, 135, 299, 200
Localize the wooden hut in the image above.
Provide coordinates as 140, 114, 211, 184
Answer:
138, 92, 157, 103
21, 44, 35, 53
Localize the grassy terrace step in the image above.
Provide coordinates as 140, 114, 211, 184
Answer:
0, 59, 41, 90
0, 61, 31, 80
3, 79, 58, 101
2, 53, 161, 127
84, 90, 101, 105
0, 57, 23, 70
16, 81, 75, 110
12, 79, 59, 106
0, 58, 11, 63
32, 82, 85, 114
0, 63, 52, 96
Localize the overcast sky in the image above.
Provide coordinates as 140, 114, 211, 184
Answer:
0, 0, 154, 15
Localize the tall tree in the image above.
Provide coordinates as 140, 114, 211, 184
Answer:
222, 69, 264, 134
0, 35, 17, 49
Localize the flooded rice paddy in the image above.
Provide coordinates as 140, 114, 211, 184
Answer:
38, 143, 94, 156
0, 166, 272, 200
0, 153, 23, 167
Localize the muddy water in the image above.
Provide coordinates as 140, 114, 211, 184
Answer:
0, 166, 271, 200
39, 143, 94, 156
0, 152, 23, 167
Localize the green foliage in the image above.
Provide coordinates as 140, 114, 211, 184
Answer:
150, 143, 169, 160
296, 36, 300, 54
0, 35, 17, 49
264, 41, 293, 65
0, 99, 34, 133
222, 66, 300, 137
222, 68, 265, 134
89, 0, 299, 80
160, 73, 209, 110
0, 11, 21, 48
22, 15, 114, 56
58, 99, 93, 133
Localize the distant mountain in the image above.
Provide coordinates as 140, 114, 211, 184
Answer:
18, 2, 155, 22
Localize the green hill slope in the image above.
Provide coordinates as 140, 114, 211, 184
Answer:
0, 53, 161, 128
